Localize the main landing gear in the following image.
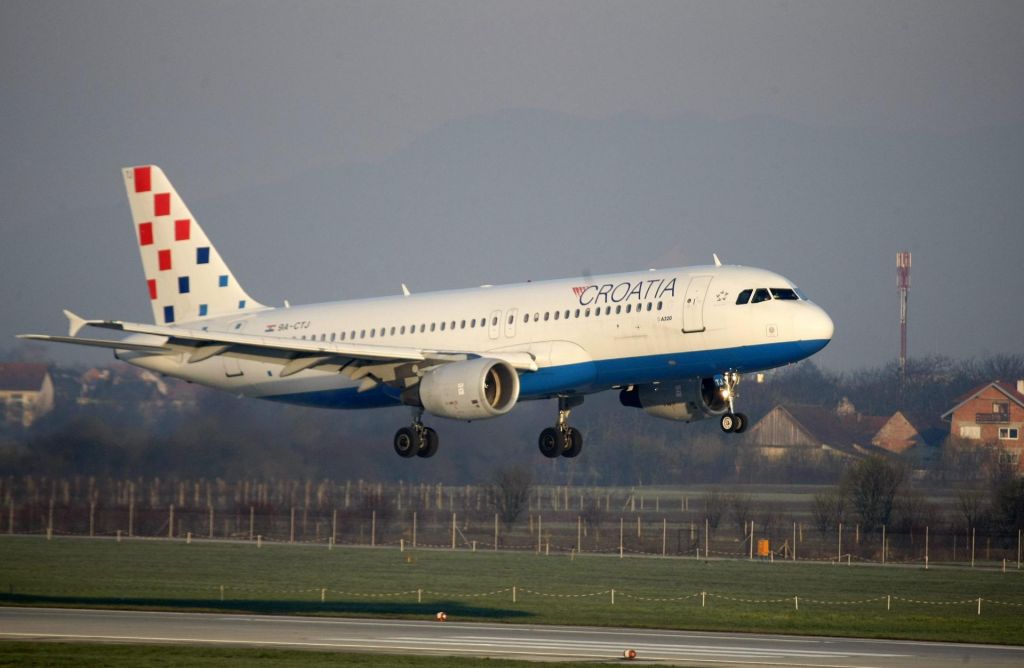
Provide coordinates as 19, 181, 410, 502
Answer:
538, 396, 584, 458
717, 371, 748, 434
394, 410, 439, 458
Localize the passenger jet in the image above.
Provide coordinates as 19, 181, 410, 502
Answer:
20, 166, 834, 458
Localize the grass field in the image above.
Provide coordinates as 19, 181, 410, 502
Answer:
1, 535, 1022, 645
0, 641, 610, 668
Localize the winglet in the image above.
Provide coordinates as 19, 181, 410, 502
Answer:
63, 309, 88, 337
401, 283, 411, 297
713, 253, 722, 267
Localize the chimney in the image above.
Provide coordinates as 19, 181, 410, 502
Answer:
1018, 380, 1024, 395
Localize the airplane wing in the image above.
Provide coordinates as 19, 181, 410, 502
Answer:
19, 312, 538, 391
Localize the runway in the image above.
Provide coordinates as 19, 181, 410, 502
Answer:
1, 607, 1022, 666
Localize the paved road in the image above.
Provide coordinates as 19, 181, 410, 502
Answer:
1, 607, 1021, 666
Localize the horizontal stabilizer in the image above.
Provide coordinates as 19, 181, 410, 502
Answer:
17, 334, 169, 353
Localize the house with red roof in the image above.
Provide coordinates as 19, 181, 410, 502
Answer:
941, 380, 1024, 473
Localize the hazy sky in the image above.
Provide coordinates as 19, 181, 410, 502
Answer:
2, 1, 1022, 372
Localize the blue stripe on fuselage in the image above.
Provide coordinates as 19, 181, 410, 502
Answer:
265, 339, 829, 409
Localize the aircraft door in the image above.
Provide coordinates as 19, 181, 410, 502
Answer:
505, 308, 518, 338
681, 275, 713, 333
488, 310, 502, 340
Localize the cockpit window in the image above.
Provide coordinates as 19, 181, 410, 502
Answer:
770, 288, 799, 300
751, 288, 772, 304
736, 289, 752, 305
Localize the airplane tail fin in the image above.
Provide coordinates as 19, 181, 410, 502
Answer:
122, 165, 265, 325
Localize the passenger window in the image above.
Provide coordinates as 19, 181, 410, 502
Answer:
400, 326, 405, 335
390, 327, 396, 335
615, 305, 621, 314
575, 309, 580, 318
507, 315, 514, 325
440, 322, 446, 331
460, 320, 466, 329
646, 302, 653, 311
585, 308, 591, 317
360, 330, 365, 339
370, 329, 375, 338
605, 306, 611, 315
330, 333, 335, 342
594, 307, 601, 317
657, 301, 662, 310
430, 323, 436, 332
770, 288, 799, 300
451, 321, 456, 330
543, 312, 549, 321
554, 311, 560, 320
736, 289, 753, 305
626, 304, 632, 314
534, 312, 539, 321
751, 288, 771, 304
470, 319, 476, 328
420, 324, 426, 333
564, 310, 570, 319
341, 332, 346, 341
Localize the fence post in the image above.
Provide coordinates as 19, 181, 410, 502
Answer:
89, 501, 95, 538
220, 584, 224, 601
837, 522, 842, 563
250, 506, 255, 541
128, 500, 134, 537
371, 510, 376, 547
290, 507, 295, 543
705, 517, 709, 558
882, 525, 886, 564
794, 595, 798, 611
321, 587, 325, 603
971, 527, 976, 567
208, 505, 214, 539
413, 511, 418, 548
925, 526, 929, 569
887, 595, 891, 611
701, 591, 706, 607
537, 515, 542, 553
619, 517, 624, 558
662, 518, 667, 556
512, 585, 517, 603
168, 504, 174, 539
493, 513, 498, 551
793, 522, 797, 561
257, 534, 262, 548
47, 498, 53, 540
578, 516, 583, 554
749, 521, 754, 560
977, 597, 982, 615
451, 512, 456, 550
611, 588, 615, 605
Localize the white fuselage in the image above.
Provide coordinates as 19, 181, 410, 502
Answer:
119, 264, 833, 410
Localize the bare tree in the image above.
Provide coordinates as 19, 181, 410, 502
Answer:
702, 489, 726, 529
812, 488, 846, 536
841, 457, 906, 532
726, 492, 755, 533
956, 486, 990, 531
485, 465, 533, 532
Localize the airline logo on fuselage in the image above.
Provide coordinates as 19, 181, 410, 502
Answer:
572, 278, 677, 306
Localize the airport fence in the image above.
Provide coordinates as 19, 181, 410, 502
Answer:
2, 475, 1022, 570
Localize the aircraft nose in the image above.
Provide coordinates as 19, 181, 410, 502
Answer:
798, 304, 834, 355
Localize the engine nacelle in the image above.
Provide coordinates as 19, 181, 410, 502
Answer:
619, 378, 727, 422
410, 358, 520, 420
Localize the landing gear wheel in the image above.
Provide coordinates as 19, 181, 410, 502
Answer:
538, 427, 561, 458
562, 427, 583, 458
394, 427, 418, 457
733, 413, 748, 434
720, 414, 737, 433
417, 427, 439, 458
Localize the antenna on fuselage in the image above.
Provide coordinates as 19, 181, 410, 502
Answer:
713, 254, 722, 267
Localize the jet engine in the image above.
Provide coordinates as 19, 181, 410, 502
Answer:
407, 358, 520, 420
619, 378, 727, 422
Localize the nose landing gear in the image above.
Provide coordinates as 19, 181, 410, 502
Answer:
538, 396, 584, 458
716, 371, 748, 433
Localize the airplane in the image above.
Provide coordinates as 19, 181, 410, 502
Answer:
20, 165, 834, 459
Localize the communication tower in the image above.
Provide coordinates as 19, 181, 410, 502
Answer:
897, 251, 911, 384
